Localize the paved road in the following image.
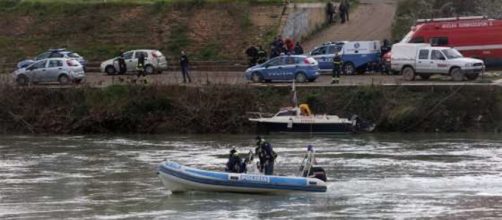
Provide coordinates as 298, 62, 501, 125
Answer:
303, 0, 398, 51
2, 71, 500, 88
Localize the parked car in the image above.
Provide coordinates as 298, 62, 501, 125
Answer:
310, 41, 381, 74
245, 55, 319, 83
100, 49, 168, 75
17, 48, 86, 69
12, 58, 85, 85
391, 43, 485, 81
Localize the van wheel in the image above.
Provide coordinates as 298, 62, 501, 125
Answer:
450, 67, 464, 81
419, 74, 431, 80
342, 62, 355, 75
295, 72, 307, 83
58, 75, 70, 85
16, 75, 29, 86
145, 65, 155, 75
402, 67, 415, 81
251, 72, 263, 83
105, 65, 116, 75
465, 73, 479, 80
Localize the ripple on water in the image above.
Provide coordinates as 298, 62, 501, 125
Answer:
0, 134, 502, 219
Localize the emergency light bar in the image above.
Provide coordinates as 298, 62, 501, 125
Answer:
416, 16, 488, 24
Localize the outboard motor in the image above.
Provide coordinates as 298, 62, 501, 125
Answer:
308, 166, 327, 182
299, 145, 327, 182
351, 115, 376, 132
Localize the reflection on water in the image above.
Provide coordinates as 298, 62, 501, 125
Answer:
1, 133, 502, 219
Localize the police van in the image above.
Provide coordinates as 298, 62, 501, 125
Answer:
310, 41, 381, 74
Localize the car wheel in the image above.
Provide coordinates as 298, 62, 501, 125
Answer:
450, 67, 464, 81
105, 65, 116, 75
145, 65, 155, 75
16, 75, 29, 86
465, 73, 479, 81
419, 74, 431, 80
402, 66, 415, 81
251, 72, 263, 83
342, 62, 355, 75
295, 72, 307, 83
58, 75, 70, 85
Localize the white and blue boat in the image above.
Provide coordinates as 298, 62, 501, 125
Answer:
157, 161, 327, 194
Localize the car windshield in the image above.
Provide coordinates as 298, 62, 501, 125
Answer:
441, 49, 463, 59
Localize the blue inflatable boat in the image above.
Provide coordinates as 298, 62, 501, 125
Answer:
157, 161, 327, 194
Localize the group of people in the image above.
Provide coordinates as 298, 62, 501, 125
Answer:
269, 36, 304, 59
245, 36, 304, 67
225, 136, 277, 175
326, 0, 351, 24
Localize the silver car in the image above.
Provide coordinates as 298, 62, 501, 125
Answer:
100, 49, 168, 75
13, 58, 85, 86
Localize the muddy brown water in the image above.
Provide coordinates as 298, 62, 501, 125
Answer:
1, 134, 502, 219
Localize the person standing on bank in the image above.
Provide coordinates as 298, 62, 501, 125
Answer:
180, 51, 191, 83
136, 52, 146, 77
343, 0, 350, 22
332, 52, 343, 84
294, 42, 304, 55
118, 48, 126, 74
339, 2, 346, 24
326, 1, 335, 24
257, 45, 268, 64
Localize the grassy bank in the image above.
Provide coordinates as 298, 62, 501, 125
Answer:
0, 84, 500, 134
0, 0, 287, 63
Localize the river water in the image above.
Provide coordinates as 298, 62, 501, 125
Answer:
1, 134, 502, 219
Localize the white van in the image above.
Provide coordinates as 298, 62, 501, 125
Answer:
391, 43, 484, 81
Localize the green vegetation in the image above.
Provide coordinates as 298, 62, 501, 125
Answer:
167, 24, 191, 55
0, 85, 500, 134
0, 0, 294, 63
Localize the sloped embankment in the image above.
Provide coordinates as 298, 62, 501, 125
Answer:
0, 1, 284, 62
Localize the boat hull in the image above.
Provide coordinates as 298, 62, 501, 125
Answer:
157, 161, 327, 194
255, 121, 356, 134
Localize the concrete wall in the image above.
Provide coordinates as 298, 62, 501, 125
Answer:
281, 3, 331, 41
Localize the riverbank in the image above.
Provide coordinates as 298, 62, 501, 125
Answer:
0, 84, 500, 134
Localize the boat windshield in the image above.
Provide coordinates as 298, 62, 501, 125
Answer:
276, 110, 297, 117
441, 49, 463, 59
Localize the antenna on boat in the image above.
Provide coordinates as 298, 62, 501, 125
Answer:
291, 80, 298, 107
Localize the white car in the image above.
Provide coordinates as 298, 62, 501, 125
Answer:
391, 43, 484, 81
13, 58, 85, 85
100, 49, 168, 75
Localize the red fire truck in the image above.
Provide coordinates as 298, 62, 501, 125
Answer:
385, 16, 502, 68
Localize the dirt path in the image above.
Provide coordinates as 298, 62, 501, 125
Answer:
303, 0, 398, 51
